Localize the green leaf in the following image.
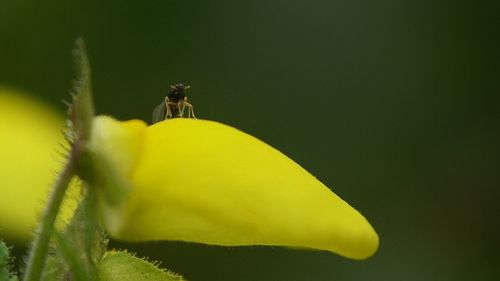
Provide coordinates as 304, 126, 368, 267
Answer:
98, 251, 186, 281
0, 240, 18, 281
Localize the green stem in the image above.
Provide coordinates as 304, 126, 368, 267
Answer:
23, 155, 76, 281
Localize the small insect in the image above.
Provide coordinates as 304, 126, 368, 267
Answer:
152, 83, 197, 123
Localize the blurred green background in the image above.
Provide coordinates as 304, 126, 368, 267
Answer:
1, 0, 499, 280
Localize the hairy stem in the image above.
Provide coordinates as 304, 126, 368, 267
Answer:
23, 155, 76, 281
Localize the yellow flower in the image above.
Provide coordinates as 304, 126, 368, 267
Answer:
89, 116, 379, 260
0, 88, 77, 242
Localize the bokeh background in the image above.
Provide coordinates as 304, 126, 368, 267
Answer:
1, 0, 499, 280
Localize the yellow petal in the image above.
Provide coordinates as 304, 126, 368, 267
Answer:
91, 116, 379, 259
0, 88, 78, 242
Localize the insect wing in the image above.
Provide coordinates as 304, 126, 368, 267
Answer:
152, 100, 166, 124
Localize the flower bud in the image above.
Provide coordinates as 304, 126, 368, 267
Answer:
90, 116, 378, 259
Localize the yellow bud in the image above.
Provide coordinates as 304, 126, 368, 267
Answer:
90, 116, 378, 259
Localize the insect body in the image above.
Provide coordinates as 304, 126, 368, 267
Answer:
152, 83, 197, 123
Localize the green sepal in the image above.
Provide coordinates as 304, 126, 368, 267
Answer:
78, 148, 130, 207
40, 255, 66, 281
98, 251, 186, 281
64, 186, 108, 266
53, 185, 108, 281
69, 38, 95, 142
39, 185, 108, 281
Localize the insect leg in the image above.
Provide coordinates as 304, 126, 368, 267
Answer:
183, 101, 196, 119
189, 104, 197, 119
165, 97, 173, 119
179, 101, 186, 117
181, 97, 190, 117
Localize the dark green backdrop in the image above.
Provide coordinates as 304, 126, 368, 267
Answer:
1, 1, 499, 280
